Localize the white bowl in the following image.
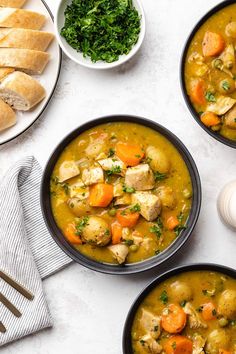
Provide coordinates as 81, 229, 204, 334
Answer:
54, 0, 145, 69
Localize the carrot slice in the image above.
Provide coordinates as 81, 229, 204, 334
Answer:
201, 112, 220, 127
161, 304, 187, 334
111, 221, 123, 245
116, 142, 144, 167
166, 216, 179, 231
89, 183, 113, 207
189, 79, 206, 105
164, 335, 193, 354
64, 223, 82, 245
201, 302, 217, 321
202, 31, 225, 57
116, 210, 140, 228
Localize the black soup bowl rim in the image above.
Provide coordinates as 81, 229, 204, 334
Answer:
180, 0, 236, 149
40, 115, 201, 275
122, 263, 236, 354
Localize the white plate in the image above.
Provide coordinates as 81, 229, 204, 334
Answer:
55, 0, 145, 70
0, 0, 61, 145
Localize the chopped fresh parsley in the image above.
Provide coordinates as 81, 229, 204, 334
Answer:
76, 216, 89, 236
150, 224, 162, 238
107, 165, 122, 175
180, 300, 187, 308
154, 325, 159, 332
172, 342, 177, 350
154, 171, 167, 181
222, 80, 230, 91
130, 204, 141, 213
174, 225, 186, 237
202, 289, 215, 297
140, 339, 145, 346
108, 148, 115, 157
205, 91, 216, 102
122, 185, 136, 193
196, 306, 203, 313
234, 118, 236, 122
61, 0, 141, 63
159, 290, 168, 304
212, 309, 217, 316
124, 239, 134, 246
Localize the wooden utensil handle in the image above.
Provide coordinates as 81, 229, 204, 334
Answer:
0, 293, 22, 318
0, 321, 6, 333
0, 270, 34, 300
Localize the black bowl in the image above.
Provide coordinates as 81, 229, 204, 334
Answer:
40, 115, 201, 275
180, 0, 236, 149
123, 263, 236, 353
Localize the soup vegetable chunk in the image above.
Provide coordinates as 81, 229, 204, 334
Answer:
185, 4, 236, 141
132, 271, 236, 354
50, 123, 192, 265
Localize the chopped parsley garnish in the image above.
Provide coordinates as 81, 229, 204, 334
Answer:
108, 148, 115, 157
150, 224, 162, 238
180, 300, 187, 307
124, 239, 134, 246
154, 325, 159, 332
107, 165, 122, 175
196, 306, 203, 313
234, 118, 236, 122
159, 290, 168, 304
104, 229, 110, 236
202, 289, 215, 297
174, 212, 186, 236
130, 204, 141, 213
140, 339, 145, 346
222, 80, 230, 91
155, 249, 161, 255
61, 0, 141, 63
154, 171, 167, 181
172, 342, 177, 350
177, 212, 185, 223
212, 309, 217, 316
205, 91, 216, 102
76, 216, 89, 236
122, 185, 136, 193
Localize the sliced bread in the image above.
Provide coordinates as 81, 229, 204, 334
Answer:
0, 8, 45, 29
0, 48, 50, 74
0, 71, 46, 111
0, 97, 16, 131
0, 67, 14, 80
0, 28, 54, 51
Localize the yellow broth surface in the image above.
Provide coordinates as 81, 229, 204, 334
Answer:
185, 4, 236, 141
132, 271, 236, 354
50, 122, 192, 265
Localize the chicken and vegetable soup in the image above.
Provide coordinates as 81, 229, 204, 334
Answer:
185, 4, 236, 141
50, 123, 192, 265
132, 271, 236, 354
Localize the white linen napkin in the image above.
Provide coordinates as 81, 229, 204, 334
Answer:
0, 156, 72, 346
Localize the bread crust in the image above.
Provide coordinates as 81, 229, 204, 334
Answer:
0, 8, 45, 29
0, 0, 26, 8
0, 28, 54, 51
0, 97, 16, 131
0, 67, 14, 80
0, 71, 46, 110
0, 48, 49, 74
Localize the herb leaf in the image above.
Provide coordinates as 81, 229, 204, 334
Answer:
122, 185, 136, 193
160, 290, 168, 305
130, 204, 141, 213
76, 216, 89, 236
154, 171, 167, 181
205, 91, 216, 102
107, 165, 122, 176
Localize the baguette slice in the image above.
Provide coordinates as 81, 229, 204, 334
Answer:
0, 67, 14, 80
0, 71, 46, 110
0, 0, 26, 7
0, 28, 54, 51
0, 48, 49, 74
0, 8, 45, 29
0, 97, 16, 131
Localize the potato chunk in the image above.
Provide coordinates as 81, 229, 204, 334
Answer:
169, 281, 193, 303
108, 244, 129, 264
218, 289, 236, 320
81, 216, 111, 246
205, 329, 230, 354
58, 160, 80, 182
146, 146, 170, 174
81, 167, 104, 186
132, 192, 161, 221
224, 104, 236, 130
125, 164, 155, 191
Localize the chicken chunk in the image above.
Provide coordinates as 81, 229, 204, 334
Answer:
98, 158, 126, 175
85, 134, 107, 158
219, 44, 235, 69
137, 334, 162, 354
193, 334, 206, 354
81, 167, 104, 186
184, 303, 207, 329
108, 244, 129, 264
132, 192, 161, 221
208, 96, 236, 115
114, 193, 132, 206
139, 309, 161, 340
58, 161, 80, 182
125, 164, 155, 191
224, 104, 236, 130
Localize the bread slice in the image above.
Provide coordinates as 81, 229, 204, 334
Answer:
0, 67, 14, 80
0, 8, 45, 29
0, 28, 54, 51
0, 0, 26, 7
0, 97, 16, 131
0, 71, 46, 111
0, 48, 49, 74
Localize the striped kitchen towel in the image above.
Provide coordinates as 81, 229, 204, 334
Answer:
0, 156, 72, 346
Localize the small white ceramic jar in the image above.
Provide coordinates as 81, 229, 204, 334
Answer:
217, 180, 236, 230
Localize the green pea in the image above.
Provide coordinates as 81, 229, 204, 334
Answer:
218, 318, 229, 327
108, 209, 117, 217
130, 244, 138, 252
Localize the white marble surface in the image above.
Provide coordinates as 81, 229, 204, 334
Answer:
1, 0, 236, 353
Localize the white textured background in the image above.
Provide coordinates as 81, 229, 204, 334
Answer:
0, 0, 236, 353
